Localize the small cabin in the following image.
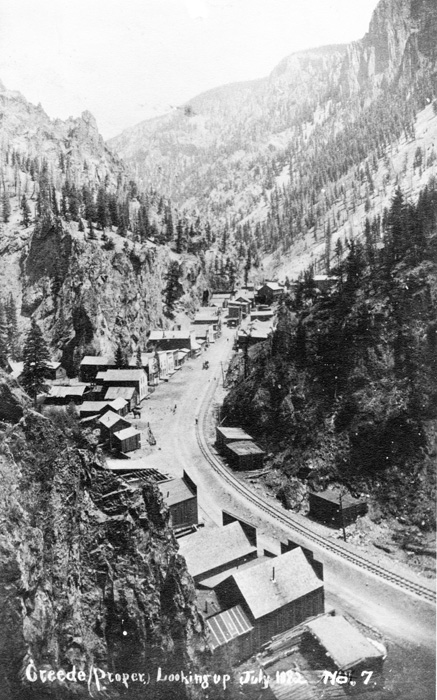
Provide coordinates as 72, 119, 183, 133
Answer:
112, 426, 141, 453
225, 441, 265, 471
308, 490, 368, 528
158, 477, 198, 530
256, 282, 284, 306
98, 411, 131, 439
44, 361, 67, 381
216, 426, 253, 451
303, 615, 385, 675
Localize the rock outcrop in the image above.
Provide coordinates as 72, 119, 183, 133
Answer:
0, 404, 210, 699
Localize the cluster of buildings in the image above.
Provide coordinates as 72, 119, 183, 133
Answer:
216, 426, 265, 471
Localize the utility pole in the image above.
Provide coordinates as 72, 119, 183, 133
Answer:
339, 489, 347, 542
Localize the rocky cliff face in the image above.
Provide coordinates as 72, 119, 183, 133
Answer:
0, 395, 210, 699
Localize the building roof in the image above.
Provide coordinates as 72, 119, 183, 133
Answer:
158, 478, 195, 507
80, 356, 113, 366
226, 441, 265, 457
217, 426, 253, 441
79, 401, 110, 414
207, 606, 254, 650
104, 386, 137, 400
310, 489, 366, 508
196, 307, 219, 316
47, 385, 87, 398
259, 281, 283, 291
200, 555, 270, 589
113, 426, 141, 441
250, 310, 274, 318
178, 522, 256, 579
228, 548, 322, 620
98, 411, 130, 429
149, 330, 192, 340
109, 397, 128, 411
97, 369, 147, 382
306, 615, 383, 670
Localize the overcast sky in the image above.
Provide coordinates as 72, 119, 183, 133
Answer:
0, 0, 379, 139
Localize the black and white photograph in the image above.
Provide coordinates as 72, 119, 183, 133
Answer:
0, 1, 435, 698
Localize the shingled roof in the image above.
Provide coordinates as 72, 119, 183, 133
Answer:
306, 615, 384, 670
229, 548, 322, 620
178, 522, 256, 579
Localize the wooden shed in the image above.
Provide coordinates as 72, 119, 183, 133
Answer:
206, 605, 254, 664
112, 426, 141, 453
158, 478, 198, 530
96, 369, 148, 402
225, 441, 265, 471
215, 548, 324, 654
44, 362, 67, 381
303, 615, 385, 674
308, 490, 368, 528
216, 426, 253, 451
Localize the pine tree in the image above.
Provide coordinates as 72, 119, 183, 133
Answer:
2, 189, 11, 223
20, 194, 31, 227
114, 343, 128, 368
0, 302, 9, 369
21, 319, 51, 404
5, 294, 19, 359
136, 346, 142, 368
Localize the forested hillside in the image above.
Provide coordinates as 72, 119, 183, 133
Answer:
110, 0, 437, 282
0, 82, 217, 371
223, 181, 437, 533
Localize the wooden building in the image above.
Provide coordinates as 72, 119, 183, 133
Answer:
129, 352, 160, 386
308, 490, 368, 528
256, 281, 284, 306
215, 548, 324, 654
225, 441, 265, 471
96, 368, 148, 402
237, 327, 271, 350
250, 309, 274, 322
210, 293, 232, 309
98, 410, 131, 440
178, 522, 258, 585
158, 477, 198, 530
147, 330, 197, 357
112, 426, 141, 453
227, 306, 242, 327
79, 356, 115, 383
303, 615, 385, 674
206, 606, 254, 664
233, 296, 251, 316
79, 401, 113, 419
104, 386, 138, 411
313, 275, 338, 294
45, 385, 87, 405
44, 361, 67, 381
192, 325, 215, 346
216, 426, 253, 451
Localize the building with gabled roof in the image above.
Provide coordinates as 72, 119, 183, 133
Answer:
178, 522, 258, 584
98, 410, 131, 436
206, 605, 254, 663
96, 368, 148, 401
112, 426, 141, 453
79, 356, 115, 382
104, 386, 138, 410
215, 547, 324, 650
256, 281, 284, 305
45, 384, 87, 405
304, 615, 385, 672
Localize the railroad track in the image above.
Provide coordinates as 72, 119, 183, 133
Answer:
195, 364, 436, 605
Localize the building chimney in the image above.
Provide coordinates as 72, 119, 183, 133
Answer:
272, 566, 275, 582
